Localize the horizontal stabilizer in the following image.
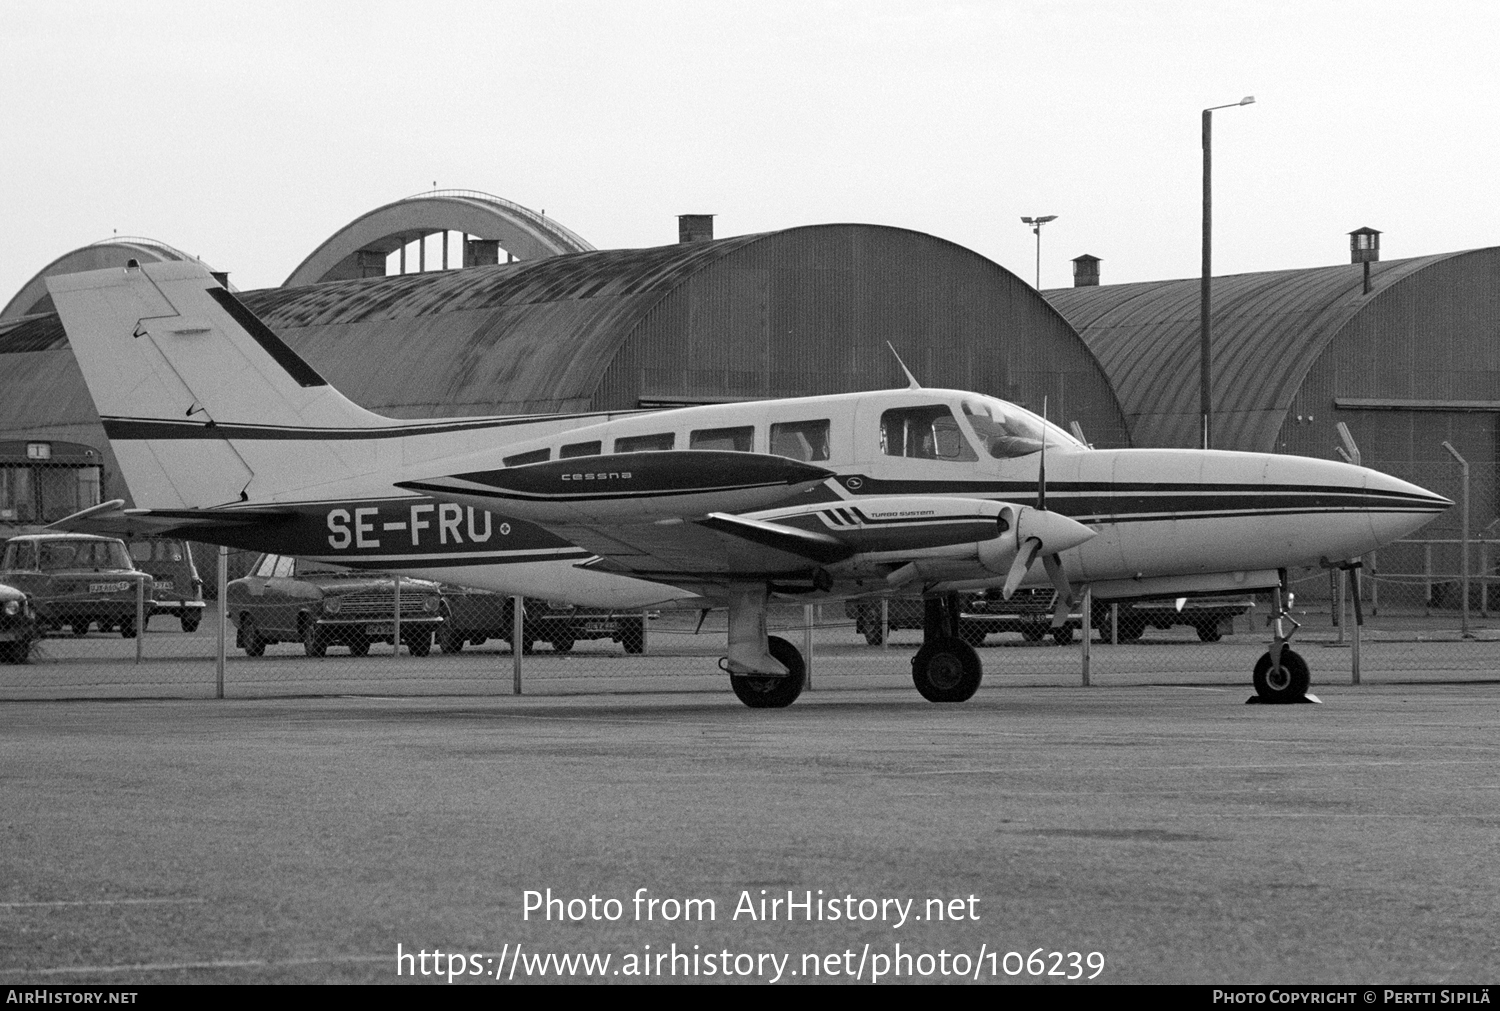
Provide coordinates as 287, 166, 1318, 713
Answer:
47, 499, 294, 538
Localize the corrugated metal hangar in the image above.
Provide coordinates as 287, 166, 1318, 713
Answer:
0, 217, 1128, 518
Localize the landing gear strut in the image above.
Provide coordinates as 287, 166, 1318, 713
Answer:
911, 594, 983, 703
1252, 576, 1313, 703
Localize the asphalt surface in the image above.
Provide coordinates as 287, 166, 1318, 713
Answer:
2, 680, 1498, 984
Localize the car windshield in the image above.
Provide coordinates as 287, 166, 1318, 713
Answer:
38, 539, 132, 571
959, 397, 1081, 459
294, 559, 354, 577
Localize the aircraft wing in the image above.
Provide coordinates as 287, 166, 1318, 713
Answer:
47, 499, 295, 539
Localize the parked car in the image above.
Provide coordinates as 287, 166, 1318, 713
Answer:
844, 596, 925, 645
436, 586, 649, 654
126, 537, 206, 632
225, 553, 444, 657
0, 533, 153, 637
1090, 596, 1254, 642
0, 581, 36, 663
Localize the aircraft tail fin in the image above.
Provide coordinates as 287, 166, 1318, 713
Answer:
47, 261, 396, 508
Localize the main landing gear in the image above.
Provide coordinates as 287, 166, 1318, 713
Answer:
722, 586, 806, 709
1251, 579, 1314, 704
910, 594, 982, 703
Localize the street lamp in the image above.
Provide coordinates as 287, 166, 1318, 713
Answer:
1200, 95, 1255, 450
1021, 215, 1057, 289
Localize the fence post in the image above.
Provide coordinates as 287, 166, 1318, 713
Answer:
1369, 551, 1378, 616
216, 546, 227, 699
880, 598, 889, 651
392, 574, 403, 657
803, 604, 814, 691
1424, 544, 1433, 616
1080, 586, 1092, 686
134, 574, 145, 665
512, 596, 524, 694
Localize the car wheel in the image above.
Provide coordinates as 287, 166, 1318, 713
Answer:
550, 636, 575, 653
1020, 624, 1046, 642
1116, 613, 1146, 642
239, 615, 266, 657
1253, 648, 1310, 703
436, 625, 465, 653
348, 637, 370, 657
119, 616, 137, 639
1195, 621, 1223, 642
729, 636, 806, 709
181, 614, 201, 634
71, 621, 89, 637
302, 620, 327, 658
0, 640, 29, 664
911, 637, 983, 703
403, 630, 431, 657
620, 617, 646, 654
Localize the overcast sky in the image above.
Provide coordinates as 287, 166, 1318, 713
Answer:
3, 0, 1496, 301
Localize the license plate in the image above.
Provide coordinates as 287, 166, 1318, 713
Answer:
365, 623, 395, 635
90, 582, 131, 593
584, 623, 612, 632
155, 580, 174, 591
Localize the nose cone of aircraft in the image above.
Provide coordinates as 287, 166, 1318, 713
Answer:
1361, 468, 1454, 547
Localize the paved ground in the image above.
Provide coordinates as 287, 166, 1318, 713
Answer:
2, 679, 1497, 984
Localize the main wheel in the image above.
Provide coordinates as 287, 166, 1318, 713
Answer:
302, 620, 327, 658
436, 625, 466, 654
1253, 648, 1310, 703
403, 630, 432, 657
239, 615, 266, 657
181, 613, 201, 634
550, 636, 575, 653
911, 637, 983, 703
729, 635, 806, 709
119, 616, 137, 639
620, 617, 646, 654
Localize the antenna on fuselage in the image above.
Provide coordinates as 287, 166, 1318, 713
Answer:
886, 342, 921, 389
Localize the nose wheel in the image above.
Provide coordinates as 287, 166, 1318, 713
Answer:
1251, 577, 1314, 704
910, 593, 984, 703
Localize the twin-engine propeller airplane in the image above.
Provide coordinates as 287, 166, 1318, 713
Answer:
47, 261, 1450, 707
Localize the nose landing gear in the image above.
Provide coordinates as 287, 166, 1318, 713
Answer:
1250, 577, 1319, 704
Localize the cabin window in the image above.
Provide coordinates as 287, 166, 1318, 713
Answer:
961, 400, 1047, 459
614, 433, 675, 453
769, 420, 830, 462
2, 541, 34, 569
560, 441, 601, 459
690, 426, 754, 452
503, 448, 551, 467
880, 405, 977, 462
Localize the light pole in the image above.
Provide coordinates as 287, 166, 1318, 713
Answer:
1021, 215, 1057, 288
1200, 95, 1255, 450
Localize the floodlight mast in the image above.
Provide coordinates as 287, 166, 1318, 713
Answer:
1200, 95, 1255, 450
1020, 215, 1058, 289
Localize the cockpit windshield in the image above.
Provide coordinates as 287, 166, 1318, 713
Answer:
959, 396, 1082, 460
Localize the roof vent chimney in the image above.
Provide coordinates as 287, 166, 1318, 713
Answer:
678, 214, 715, 243
1349, 227, 1381, 264
1071, 254, 1101, 287
1349, 227, 1381, 295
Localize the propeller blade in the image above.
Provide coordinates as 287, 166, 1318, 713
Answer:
1042, 552, 1073, 627
1003, 537, 1043, 599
